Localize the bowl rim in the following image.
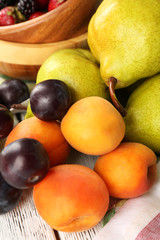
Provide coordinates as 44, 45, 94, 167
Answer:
0, 1, 68, 30
0, 32, 88, 65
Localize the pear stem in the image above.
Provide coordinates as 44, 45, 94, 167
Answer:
108, 77, 127, 117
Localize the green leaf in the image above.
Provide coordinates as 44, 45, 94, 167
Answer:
103, 208, 116, 227
0, 74, 10, 80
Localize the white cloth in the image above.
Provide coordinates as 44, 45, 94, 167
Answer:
94, 162, 160, 240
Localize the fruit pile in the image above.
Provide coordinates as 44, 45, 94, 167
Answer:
0, 74, 157, 232
0, 0, 160, 235
0, 0, 66, 26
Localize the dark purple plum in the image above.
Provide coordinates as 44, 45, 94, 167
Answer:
0, 104, 13, 139
0, 79, 30, 108
0, 173, 22, 214
0, 138, 50, 189
30, 79, 72, 121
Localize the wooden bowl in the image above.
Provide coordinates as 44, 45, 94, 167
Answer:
0, 0, 99, 44
0, 33, 88, 81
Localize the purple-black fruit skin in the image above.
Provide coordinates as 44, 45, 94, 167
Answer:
0, 79, 30, 108
0, 138, 50, 189
30, 79, 72, 121
0, 173, 22, 214
0, 104, 13, 139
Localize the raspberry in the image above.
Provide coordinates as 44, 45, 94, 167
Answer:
0, 6, 17, 26
48, 0, 66, 12
29, 11, 44, 20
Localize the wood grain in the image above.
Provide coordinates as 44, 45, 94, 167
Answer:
0, 0, 98, 44
0, 33, 88, 81
0, 188, 57, 240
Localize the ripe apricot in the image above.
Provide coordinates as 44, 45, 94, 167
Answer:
94, 142, 157, 198
33, 164, 109, 232
5, 117, 70, 167
61, 96, 125, 155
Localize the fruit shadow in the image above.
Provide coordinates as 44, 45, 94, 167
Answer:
66, 147, 98, 170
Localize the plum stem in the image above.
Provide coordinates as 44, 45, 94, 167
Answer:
108, 77, 127, 117
10, 103, 27, 115
10, 103, 27, 111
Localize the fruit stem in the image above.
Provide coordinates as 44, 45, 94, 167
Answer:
108, 77, 127, 117
10, 103, 27, 114
0, 104, 8, 111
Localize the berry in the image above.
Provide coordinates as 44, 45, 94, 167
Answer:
0, 104, 13, 139
0, 138, 50, 189
0, 6, 17, 26
0, 173, 22, 214
37, 0, 49, 10
30, 79, 72, 121
17, 0, 37, 18
29, 11, 44, 20
0, 0, 18, 10
0, 79, 30, 109
48, 0, 66, 12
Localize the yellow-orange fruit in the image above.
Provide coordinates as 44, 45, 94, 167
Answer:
94, 142, 157, 198
33, 164, 109, 232
5, 117, 70, 167
61, 96, 125, 155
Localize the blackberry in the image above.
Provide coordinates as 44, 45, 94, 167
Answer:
0, 0, 17, 10
17, 0, 37, 18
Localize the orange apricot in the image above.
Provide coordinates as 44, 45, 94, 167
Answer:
61, 96, 125, 155
33, 164, 109, 232
94, 142, 157, 198
5, 117, 70, 167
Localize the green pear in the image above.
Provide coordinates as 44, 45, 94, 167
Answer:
124, 73, 160, 154
25, 48, 109, 119
88, 0, 160, 115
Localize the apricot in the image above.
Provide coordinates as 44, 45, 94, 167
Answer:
5, 117, 70, 167
33, 164, 109, 232
61, 96, 125, 155
94, 142, 157, 199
